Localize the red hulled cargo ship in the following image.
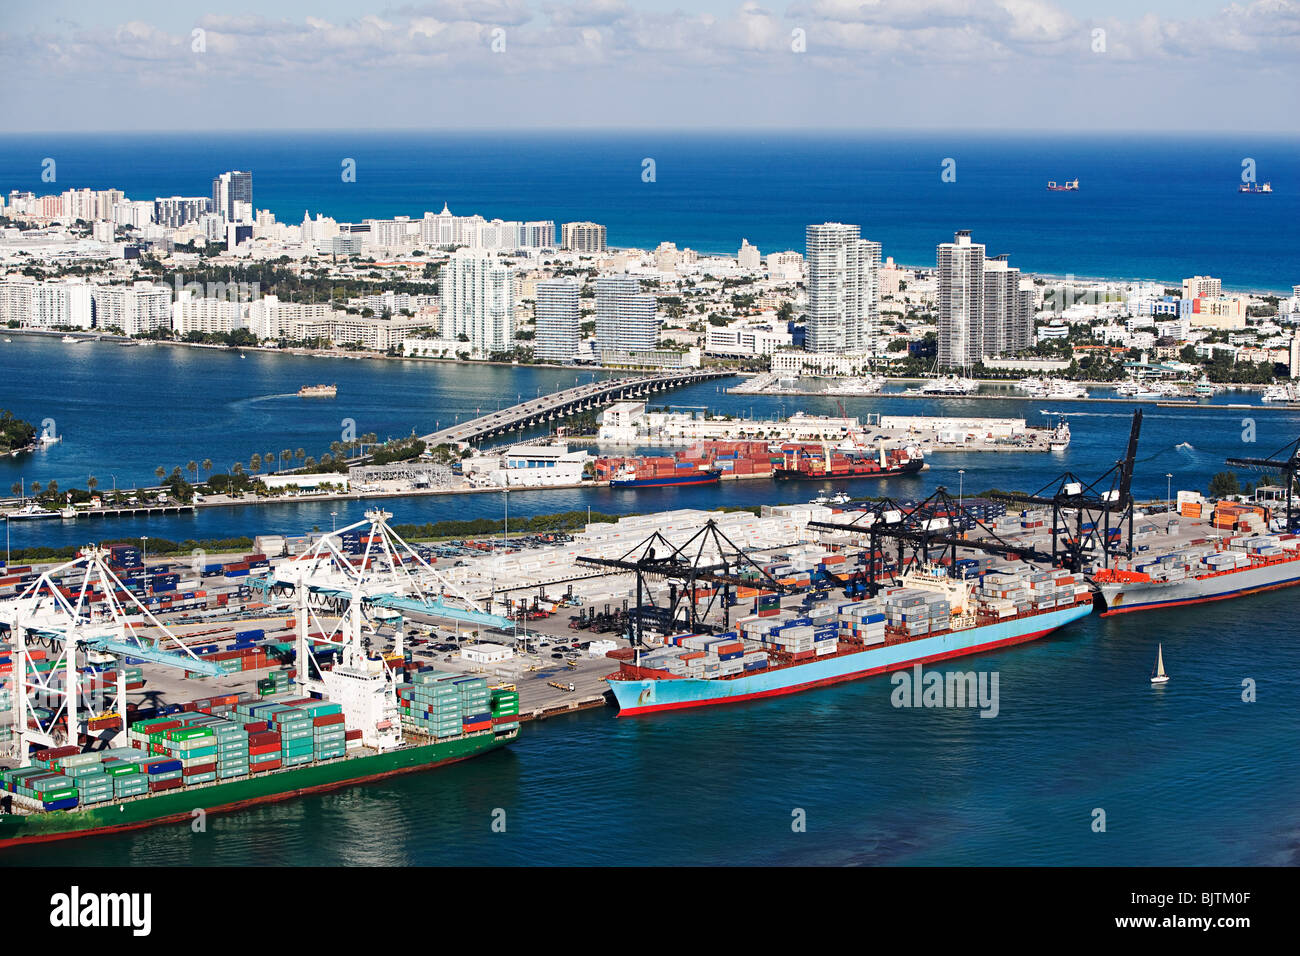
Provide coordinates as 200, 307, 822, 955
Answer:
773, 442, 926, 481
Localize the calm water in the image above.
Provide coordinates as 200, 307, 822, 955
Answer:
2, 335, 1299, 550
1, 131, 1297, 290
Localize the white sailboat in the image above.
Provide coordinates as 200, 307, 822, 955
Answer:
1150, 644, 1169, 684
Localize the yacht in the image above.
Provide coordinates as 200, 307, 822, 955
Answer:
908, 374, 979, 396
825, 375, 885, 395
1114, 379, 1142, 397
1261, 383, 1293, 403
3, 503, 59, 520
1048, 419, 1071, 452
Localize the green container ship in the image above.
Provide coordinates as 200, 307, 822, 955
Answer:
0, 728, 515, 849
0, 662, 522, 850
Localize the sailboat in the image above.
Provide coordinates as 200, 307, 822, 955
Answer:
1150, 644, 1169, 685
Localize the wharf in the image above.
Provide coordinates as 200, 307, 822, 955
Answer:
730, 384, 1282, 410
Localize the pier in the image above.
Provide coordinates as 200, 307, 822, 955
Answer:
420, 369, 732, 446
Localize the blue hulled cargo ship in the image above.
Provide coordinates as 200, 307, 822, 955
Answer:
607, 566, 1093, 715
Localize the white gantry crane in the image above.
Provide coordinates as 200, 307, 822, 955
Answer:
0, 545, 222, 764
257, 508, 513, 697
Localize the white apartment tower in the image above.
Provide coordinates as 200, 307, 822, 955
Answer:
595, 274, 657, 354
440, 250, 516, 354
561, 222, 607, 254
804, 223, 881, 353
533, 279, 581, 363
937, 230, 986, 369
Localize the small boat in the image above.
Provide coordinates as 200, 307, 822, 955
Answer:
830, 492, 852, 505
61, 335, 79, 344
60, 505, 77, 519
1047, 179, 1079, 191
1238, 182, 1272, 194
1150, 644, 1169, 685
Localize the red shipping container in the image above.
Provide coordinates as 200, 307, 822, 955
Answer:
345, 729, 363, 741
244, 721, 269, 732
248, 731, 280, 746
461, 721, 491, 732
148, 778, 184, 792
250, 759, 282, 773
183, 762, 217, 776
249, 743, 280, 757
312, 713, 346, 727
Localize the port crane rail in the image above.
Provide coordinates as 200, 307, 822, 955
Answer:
982, 409, 1144, 572
808, 411, 1144, 587
575, 519, 790, 645
808, 489, 1056, 596
256, 508, 512, 693
0, 545, 222, 762
1225, 435, 1300, 532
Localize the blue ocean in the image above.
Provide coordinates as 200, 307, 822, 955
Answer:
1, 131, 1297, 290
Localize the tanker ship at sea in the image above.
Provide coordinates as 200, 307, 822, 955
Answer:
607, 563, 1090, 715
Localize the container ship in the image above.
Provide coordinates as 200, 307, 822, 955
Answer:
773, 442, 925, 481
1091, 500, 1300, 615
0, 660, 520, 849
609, 463, 722, 489
598, 441, 773, 488
607, 563, 1091, 715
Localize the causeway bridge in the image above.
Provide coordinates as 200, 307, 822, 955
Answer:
420, 369, 733, 446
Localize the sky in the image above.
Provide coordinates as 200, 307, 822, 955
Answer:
1, 0, 1298, 132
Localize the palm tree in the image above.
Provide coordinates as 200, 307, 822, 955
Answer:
87, 476, 98, 493
329, 440, 344, 459
154, 466, 165, 483
30, 481, 42, 497
201, 459, 213, 479
47, 479, 58, 497
280, 448, 292, 470
320, 453, 332, 466
250, 454, 262, 475
10, 482, 21, 499
186, 460, 198, 480
232, 462, 244, 476
265, 450, 276, 471
294, 448, 305, 464
304, 456, 316, 469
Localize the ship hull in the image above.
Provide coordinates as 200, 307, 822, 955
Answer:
1095, 559, 1300, 615
0, 729, 514, 849
607, 602, 1092, 715
610, 473, 722, 489
773, 459, 925, 482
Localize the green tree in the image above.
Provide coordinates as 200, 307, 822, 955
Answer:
250, 454, 262, 475
1208, 471, 1240, 499
154, 466, 165, 483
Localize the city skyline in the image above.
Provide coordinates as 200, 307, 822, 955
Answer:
3, 1, 1298, 133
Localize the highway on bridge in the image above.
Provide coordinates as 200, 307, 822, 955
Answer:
420, 369, 734, 446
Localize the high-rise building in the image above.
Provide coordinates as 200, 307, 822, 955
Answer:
937, 230, 986, 369
92, 282, 173, 336
937, 231, 1033, 368
212, 171, 253, 223
154, 196, 212, 229
440, 250, 515, 354
534, 279, 581, 363
804, 223, 880, 353
561, 221, 607, 254
595, 274, 657, 354
1182, 275, 1221, 299
737, 239, 761, 272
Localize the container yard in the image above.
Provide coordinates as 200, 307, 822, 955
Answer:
5, 406, 1300, 843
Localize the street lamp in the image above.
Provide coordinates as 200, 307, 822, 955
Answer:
958, 469, 966, 510
141, 536, 149, 591
330, 511, 338, 532
1166, 473, 1173, 513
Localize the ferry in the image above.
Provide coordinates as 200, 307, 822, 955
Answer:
298, 384, 338, 398
1046, 179, 1079, 191
2, 504, 59, 521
